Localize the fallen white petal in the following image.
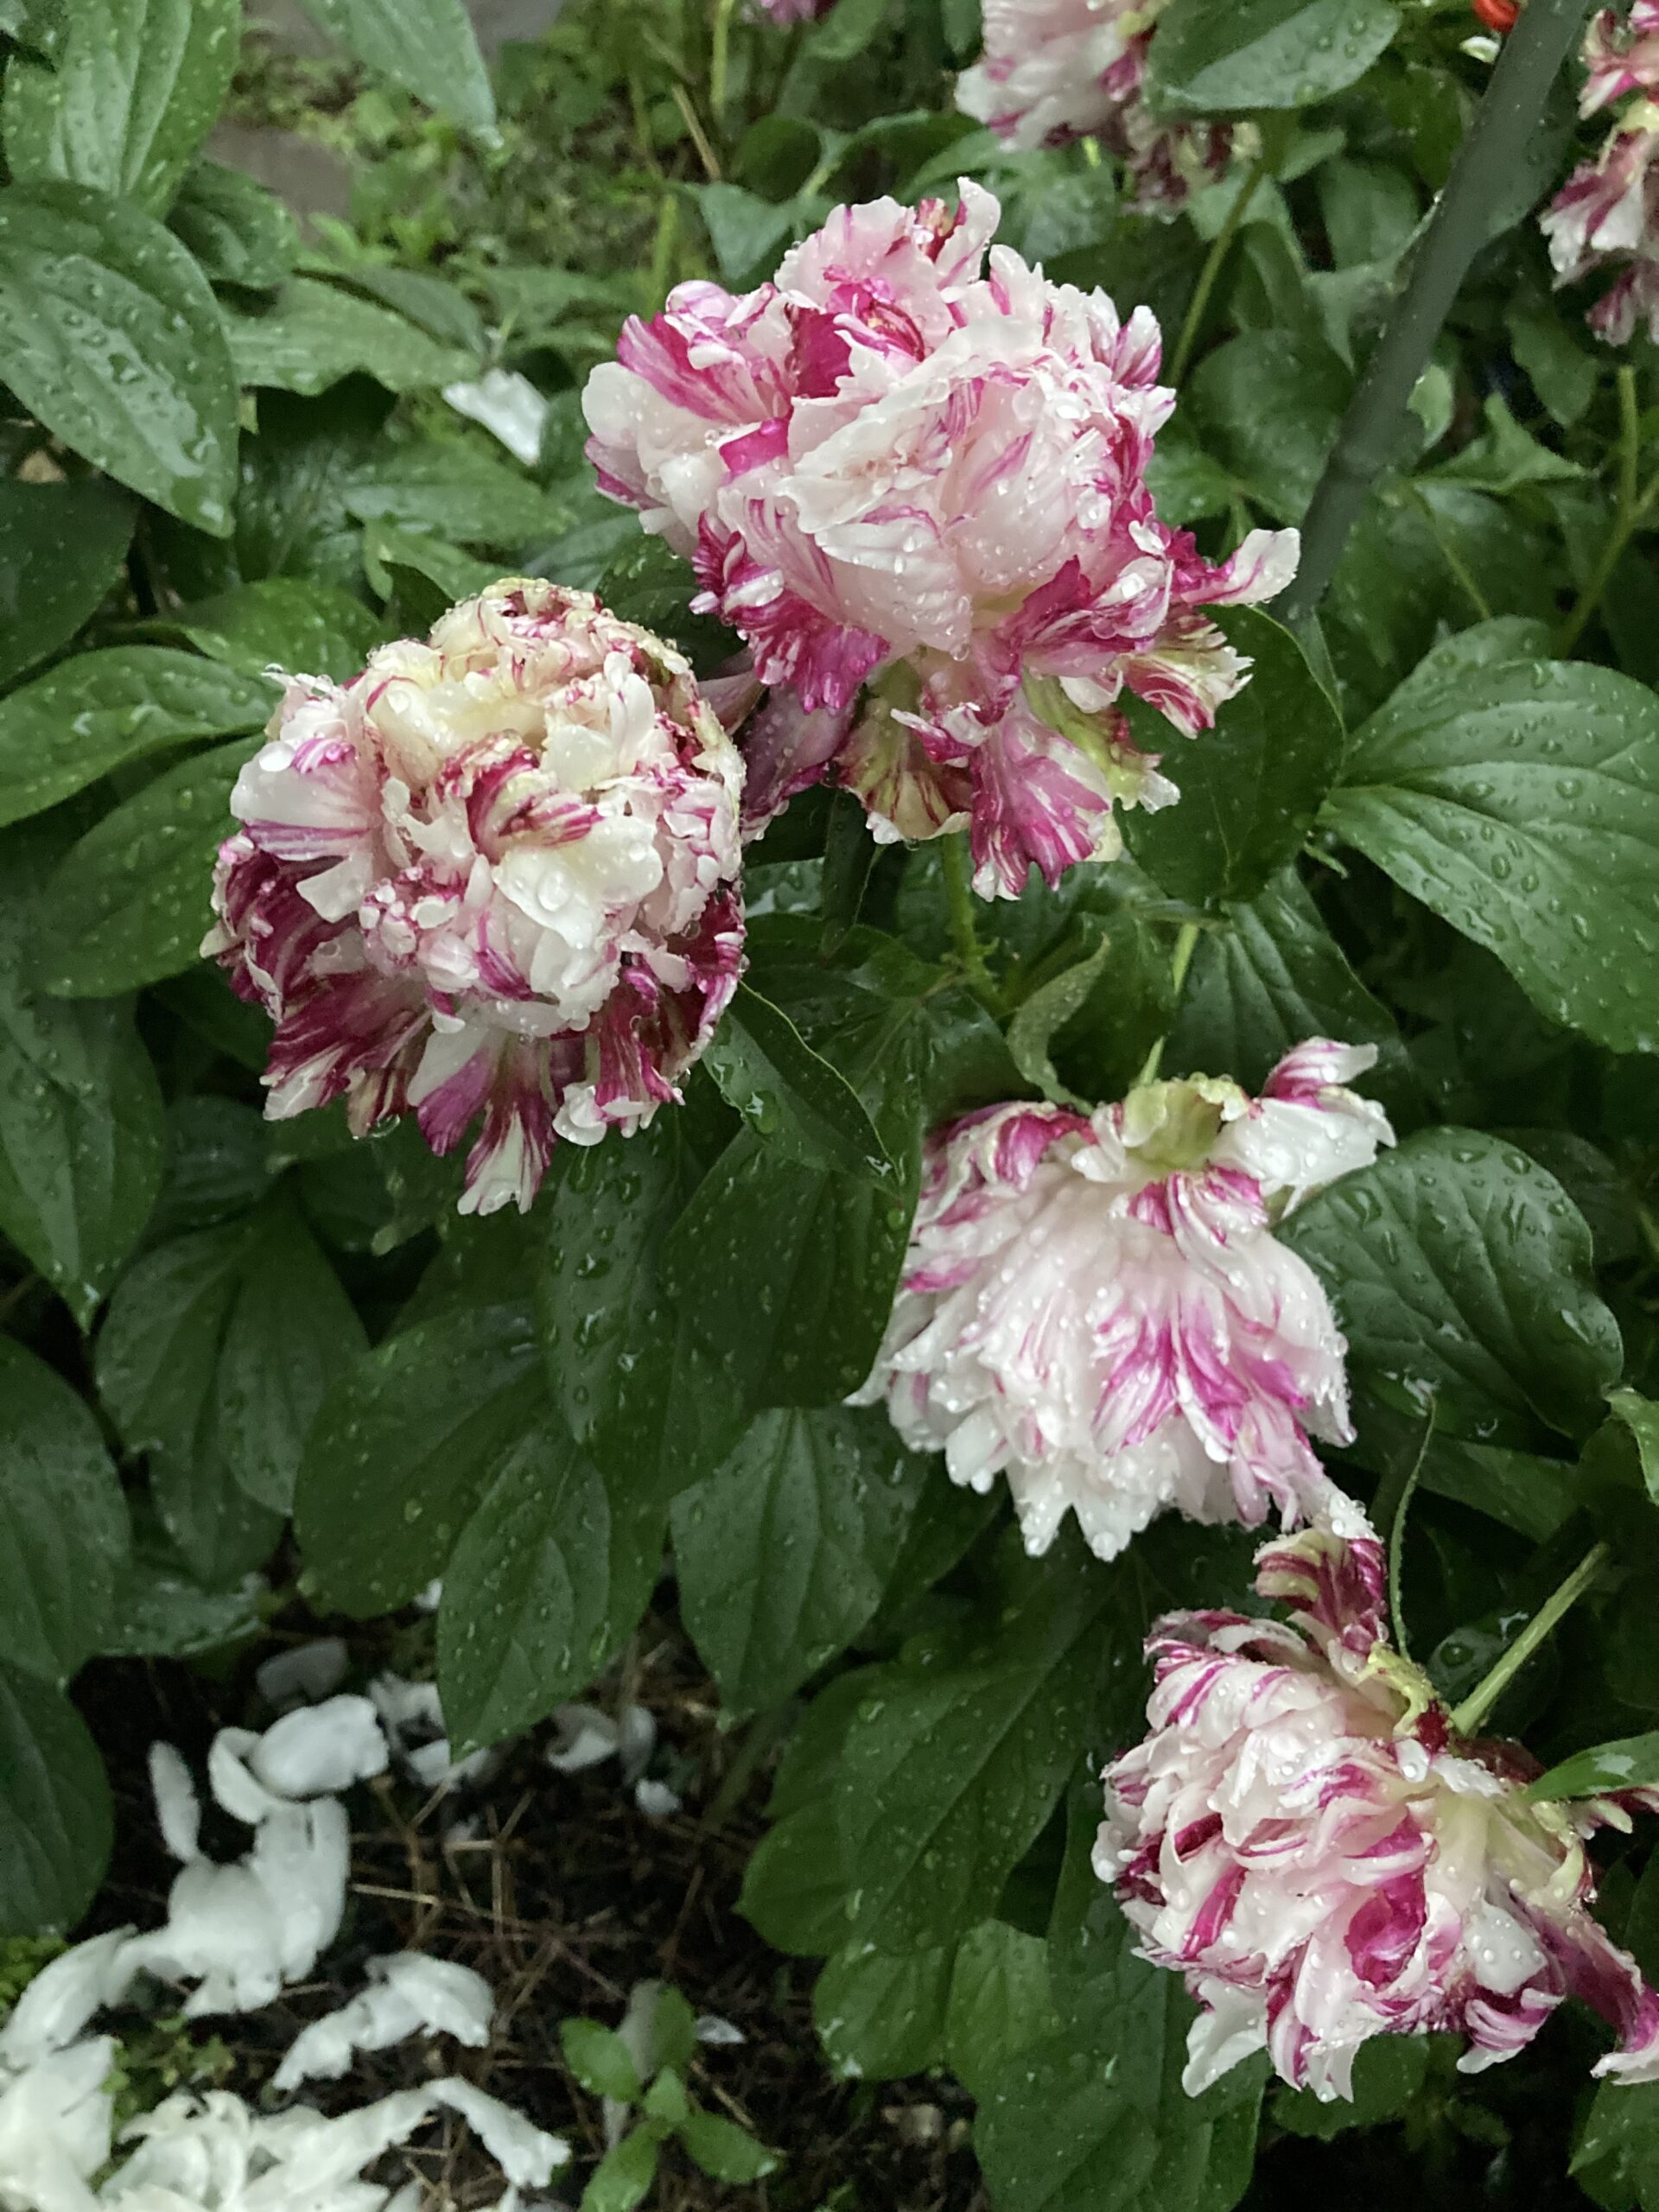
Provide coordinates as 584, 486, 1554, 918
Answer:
208, 1728, 284, 1826
249, 1695, 388, 1797
374, 1954, 494, 2045
544, 1705, 619, 1774
432, 2079, 570, 2185
0, 1934, 137, 2067
617, 1706, 656, 1786
256, 1639, 349, 1710
695, 2014, 745, 2047
633, 1779, 681, 1819
0, 2037, 117, 2212
251, 1796, 352, 1981
126, 1859, 287, 2018
149, 1742, 201, 1864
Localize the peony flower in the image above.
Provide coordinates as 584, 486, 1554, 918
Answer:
1096, 1521, 1659, 2101
852, 1040, 1391, 1561
1542, 7, 1659, 341
582, 186, 1296, 899
956, 0, 1237, 208
204, 580, 745, 1215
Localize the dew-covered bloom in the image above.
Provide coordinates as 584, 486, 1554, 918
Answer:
1096, 1522, 1659, 2101
956, 0, 1236, 208
853, 1040, 1391, 1561
204, 580, 745, 1216
582, 185, 1296, 899
1542, 5, 1659, 343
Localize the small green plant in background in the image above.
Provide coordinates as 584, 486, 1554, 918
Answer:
561, 1982, 779, 2211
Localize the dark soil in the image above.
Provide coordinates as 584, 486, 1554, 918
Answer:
76, 1602, 985, 2212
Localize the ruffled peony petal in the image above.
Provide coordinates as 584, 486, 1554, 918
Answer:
205, 580, 747, 1213
855, 1047, 1393, 1560
1098, 1521, 1659, 2102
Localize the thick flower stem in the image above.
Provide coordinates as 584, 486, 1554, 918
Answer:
940, 832, 1000, 1011
1558, 367, 1659, 652
1451, 1541, 1611, 1738
1274, 0, 1595, 630
1170, 157, 1271, 388
709, 0, 740, 132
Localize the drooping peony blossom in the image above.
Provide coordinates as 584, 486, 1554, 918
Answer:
852, 1040, 1391, 1561
1542, 5, 1659, 342
582, 184, 1297, 899
956, 0, 1236, 208
205, 580, 746, 1216
1096, 1521, 1659, 2101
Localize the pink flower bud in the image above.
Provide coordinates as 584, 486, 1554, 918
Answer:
852, 1041, 1392, 1559
1098, 1521, 1659, 2101
204, 581, 745, 1216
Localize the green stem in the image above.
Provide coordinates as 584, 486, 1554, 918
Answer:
940, 833, 999, 1011
1136, 920, 1202, 1084
1170, 158, 1270, 387
1373, 1403, 1434, 1663
709, 0, 739, 135
1450, 1541, 1610, 1738
1275, 0, 1595, 630
1558, 369, 1659, 653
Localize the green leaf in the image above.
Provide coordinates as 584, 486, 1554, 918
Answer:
0, 648, 273, 830
168, 157, 299, 289
222, 276, 479, 397
944, 1921, 1060, 2100
579, 2123, 665, 2212
1271, 2035, 1431, 2138
1147, 0, 1400, 114
1281, 1129, 1622, 1445
676, 2111, 779, 2183
0, 831, 163, 1324
0, 182, 238, 531
537, 1111, 747, 1503
560, 2018, 643, 2103
836, 1534, 1140, 1951
344, 442, 569, 548
641, 2068, 690, 2126
0, 1666, 111, 1935
1124, 608, 1343, 906
295, 1302, 544, 1614
813, 1939, 955, 2080
702, 983, 893, 1182
143, 579, 382, 683
0, 479, 134, 691
671, 1407, 930, 1717
294, 0, 495, 136
808, 0, 888, 61
1188, 333, 1350, 521
1427, 395, 1587, 495
213, 1198, 368, 1511
1164, 869, 1406, 1103
437, 1421, 660, 1752
1526, 1732, 1659, 1805
1322, 644, 1659, 1054
1007, 933, 1113, 1109
36, 738, 251, 998
362, 523, 498, 614
1610, 1389, 1659, 1506
695, 183, 799, 285
3, 0, 241, 214
94, 1221, 284, 1581
102, 1517, 264, 1657
0, 1339, 130, 1682
664, 925, 1009, 1410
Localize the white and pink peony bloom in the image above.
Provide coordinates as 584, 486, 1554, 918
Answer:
1096, 1522, 1659, 2101
852, 1040, 1391, 1562
956, 0, 1236, 208
582, 184, 1297, 899
1542, 5, 1659, 342
204, 580, 745, 1216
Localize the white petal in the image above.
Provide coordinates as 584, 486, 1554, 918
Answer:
149, 1742, 202, 1863
248, 1694, 389, 1797
431, 2080, 571, 2185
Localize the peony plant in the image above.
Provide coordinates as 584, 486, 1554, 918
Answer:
5, 0, 1659, 2208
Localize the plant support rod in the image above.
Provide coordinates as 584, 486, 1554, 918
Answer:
1274, 0, 1594, 629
